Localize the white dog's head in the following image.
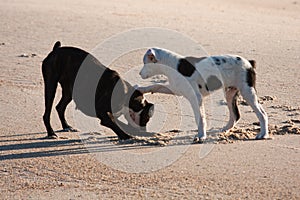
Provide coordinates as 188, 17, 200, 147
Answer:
139, 48, 161, 79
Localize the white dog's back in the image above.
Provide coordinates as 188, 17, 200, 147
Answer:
185, 55, 253, 98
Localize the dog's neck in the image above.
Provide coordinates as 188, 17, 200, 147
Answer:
151, 48, 183, 77
157, 48, 182, 69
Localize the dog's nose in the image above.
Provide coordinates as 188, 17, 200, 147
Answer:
140, 75, 147, 79
139, 71, 146, 79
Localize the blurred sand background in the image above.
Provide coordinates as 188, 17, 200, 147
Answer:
0, 0, 299, 199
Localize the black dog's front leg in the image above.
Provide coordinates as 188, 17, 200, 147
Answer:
99, 112, 132, 140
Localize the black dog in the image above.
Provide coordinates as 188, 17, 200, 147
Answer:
42, 41, 154, 140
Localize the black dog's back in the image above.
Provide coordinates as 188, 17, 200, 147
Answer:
42, 42, 96, 88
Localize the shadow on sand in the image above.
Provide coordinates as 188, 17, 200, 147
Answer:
0, 130, 193, 161
1, 127, 264, 161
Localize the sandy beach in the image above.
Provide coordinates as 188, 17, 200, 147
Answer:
0, 0, 299, 199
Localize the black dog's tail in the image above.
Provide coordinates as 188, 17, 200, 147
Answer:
42, 41, 61, 79
53, 41, 61, 51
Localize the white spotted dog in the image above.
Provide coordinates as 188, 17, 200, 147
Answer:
138, 48, 269, 143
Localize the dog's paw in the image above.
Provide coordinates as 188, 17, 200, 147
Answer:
63, 127, 78, 132
255, 133, 271, 140
192, 137, 205, 144
118, 134, 133, 141
221, 127, 230, 133
45, 134, 58, 139
221, 124, 235, 133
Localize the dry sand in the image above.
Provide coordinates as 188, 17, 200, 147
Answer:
0, 0, 300, 199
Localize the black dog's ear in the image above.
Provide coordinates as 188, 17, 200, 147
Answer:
248, 60, 256, 69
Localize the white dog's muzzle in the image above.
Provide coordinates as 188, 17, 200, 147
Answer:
139, 67, 149, 79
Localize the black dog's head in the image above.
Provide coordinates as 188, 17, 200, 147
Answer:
128, 90, 154, 127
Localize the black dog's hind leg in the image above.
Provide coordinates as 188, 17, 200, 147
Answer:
43, 81, 58, 138
56, 85, 77, 132
99, 113, 132, 140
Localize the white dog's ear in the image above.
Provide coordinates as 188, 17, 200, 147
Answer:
145, 48, 159, 63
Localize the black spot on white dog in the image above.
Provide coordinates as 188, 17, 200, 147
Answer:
222, 58, 226, 63
212, 57, 221, 65
206, 75, 223, 91
236, 57, 241, 61
177, 58, 196, 77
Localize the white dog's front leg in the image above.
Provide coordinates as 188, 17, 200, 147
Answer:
194, 106, 207, 143
138, 84, 174, 94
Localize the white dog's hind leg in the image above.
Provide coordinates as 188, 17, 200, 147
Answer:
222, 87, 240, 132
240, 86, 269, 139
255, 104, 269, 139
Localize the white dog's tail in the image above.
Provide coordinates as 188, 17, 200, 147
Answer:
246, 59, 256, 89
